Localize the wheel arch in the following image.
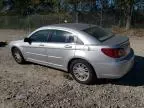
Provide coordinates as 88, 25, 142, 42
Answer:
11, 46, 18, 52
11, 46, 23, 54
67, 57, 97, 77
11, 46, 25, 59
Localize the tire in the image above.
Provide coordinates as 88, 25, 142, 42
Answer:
12, 47, 25, 64
70, 59, 97, 84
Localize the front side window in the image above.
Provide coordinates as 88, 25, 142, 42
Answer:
49, 30, 74, 43
30, 30, 50, 42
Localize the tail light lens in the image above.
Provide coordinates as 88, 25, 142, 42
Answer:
101, 48, 126, 58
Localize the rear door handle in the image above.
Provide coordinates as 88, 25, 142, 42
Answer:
64, 45, 72, 48
39, 44, 44, 47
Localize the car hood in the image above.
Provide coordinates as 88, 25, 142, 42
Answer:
102, 35, 129, 47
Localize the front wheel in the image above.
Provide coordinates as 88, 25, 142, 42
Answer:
12, 47, 25, 64
70, 59, 96, 84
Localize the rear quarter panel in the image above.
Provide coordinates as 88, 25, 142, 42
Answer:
74, 45, 117, 77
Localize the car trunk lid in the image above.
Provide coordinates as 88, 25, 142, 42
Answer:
101, 35, 131, 57
102, 35, 129, 46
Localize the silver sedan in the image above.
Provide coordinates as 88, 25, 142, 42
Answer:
9, 23, 135, 84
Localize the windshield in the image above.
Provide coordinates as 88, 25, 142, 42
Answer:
83, 26, 114, 42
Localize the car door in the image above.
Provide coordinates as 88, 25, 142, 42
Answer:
45, 30, 76, 69
23, 30, 50, 64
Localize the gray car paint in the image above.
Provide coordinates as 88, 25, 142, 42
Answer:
9, 23, 134, 79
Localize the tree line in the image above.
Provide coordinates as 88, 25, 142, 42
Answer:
0, 0, 143, 30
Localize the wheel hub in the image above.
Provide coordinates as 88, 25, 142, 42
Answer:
13, 49, 22, 63
73, 63, 90, 81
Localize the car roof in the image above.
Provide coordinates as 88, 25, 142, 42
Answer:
42, 23, 96, 31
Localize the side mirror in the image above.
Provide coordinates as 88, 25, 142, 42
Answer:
24, 38, 31, 43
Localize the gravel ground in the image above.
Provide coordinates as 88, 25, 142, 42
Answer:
0, 29, 144, 108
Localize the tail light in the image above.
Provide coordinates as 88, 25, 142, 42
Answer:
101, 48, 126, 58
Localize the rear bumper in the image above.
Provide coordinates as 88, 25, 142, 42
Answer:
94, 49, 135, 79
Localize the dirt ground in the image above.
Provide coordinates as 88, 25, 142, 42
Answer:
0, 29, 144, 108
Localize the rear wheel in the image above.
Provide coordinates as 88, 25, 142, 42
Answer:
70, 59, 96, 84
12, 47, 25, 64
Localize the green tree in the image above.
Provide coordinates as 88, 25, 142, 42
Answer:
64, 0, 95, 11
115, 0, 137, 30
14, 0, 32, 15
0, 0, 3, 9
14, 0, 60, 15
64, 0, 95, 23
40, 0, 60, 12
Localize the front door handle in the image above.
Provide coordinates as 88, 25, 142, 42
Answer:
64, 45, 72, 48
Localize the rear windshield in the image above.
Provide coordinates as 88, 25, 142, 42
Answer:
83, 26, 114, 42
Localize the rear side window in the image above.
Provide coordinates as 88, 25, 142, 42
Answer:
49, 30, 74, 43
83, 27, 114, 42
30, 30, 50, 42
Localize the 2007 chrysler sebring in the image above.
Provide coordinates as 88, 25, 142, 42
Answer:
9, 23, 134, 84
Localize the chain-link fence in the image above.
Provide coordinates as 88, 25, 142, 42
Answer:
0, 13, 72, 29
0, 12, 143, 30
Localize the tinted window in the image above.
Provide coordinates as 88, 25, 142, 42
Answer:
30, 30, 50, 42
50, 30, 74, 43
83, 27, 114, 42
